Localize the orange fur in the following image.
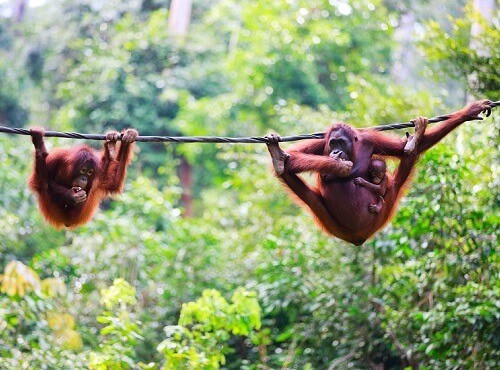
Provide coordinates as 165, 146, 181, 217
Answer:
28, 129, 137, 229
269, 100, 493, 245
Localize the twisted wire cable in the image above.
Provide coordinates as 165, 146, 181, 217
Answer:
0, 101, 497, 143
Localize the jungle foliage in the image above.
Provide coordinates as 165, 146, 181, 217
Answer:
0, 0, 498, 368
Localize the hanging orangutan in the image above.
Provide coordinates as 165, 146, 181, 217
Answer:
28, 127, 138, 229
266, 99, 494, 245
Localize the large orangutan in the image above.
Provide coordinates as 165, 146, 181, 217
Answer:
266, 100, 494, 245
28, 127, 138, 229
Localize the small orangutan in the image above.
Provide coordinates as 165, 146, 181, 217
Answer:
28, 127, 138, 229
266, 100, 494, 245
354, 157, 388, 214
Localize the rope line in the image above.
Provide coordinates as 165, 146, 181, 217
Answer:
0, 101, 497, 143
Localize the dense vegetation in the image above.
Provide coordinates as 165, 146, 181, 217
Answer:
0, 0, 498, 368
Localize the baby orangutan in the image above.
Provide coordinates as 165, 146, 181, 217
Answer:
28, 127, 138, 228
354, 158, 387, 214
354, 124, 425, 214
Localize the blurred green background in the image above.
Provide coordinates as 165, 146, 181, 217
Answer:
0, 0, 498, 368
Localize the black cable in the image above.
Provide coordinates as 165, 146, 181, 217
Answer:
0, 101, 497, 143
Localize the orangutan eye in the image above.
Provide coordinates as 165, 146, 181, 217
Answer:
87, 169, 94, 176
79, 168, 86, 175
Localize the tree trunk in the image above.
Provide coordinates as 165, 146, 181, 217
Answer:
168, 0, 193, 36
178, 155, 193, 217
468, 0, 495, 100
14, 0, 27, 22
392, 10, 415, 84
168, 0, 194, 216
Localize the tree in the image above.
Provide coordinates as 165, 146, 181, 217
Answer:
419, 2, 499, 99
